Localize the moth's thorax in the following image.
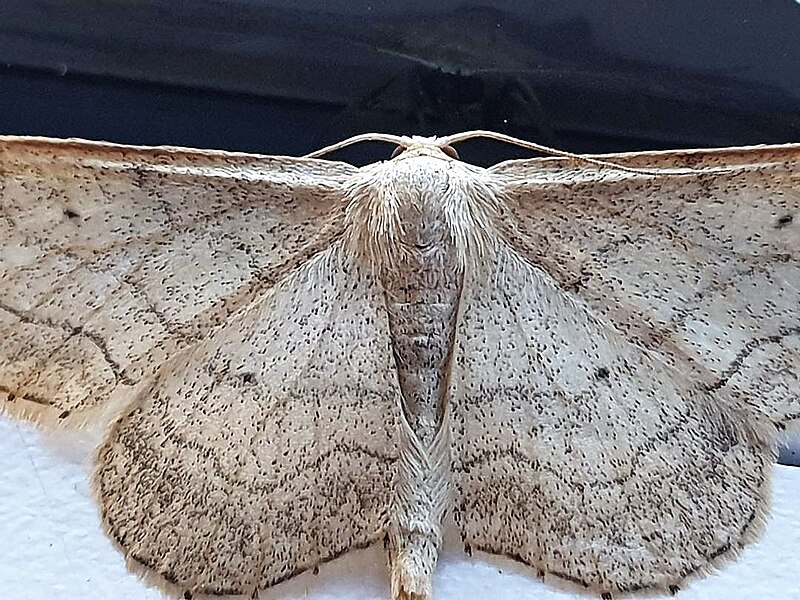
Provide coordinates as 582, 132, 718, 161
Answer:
344, 154, 500, 277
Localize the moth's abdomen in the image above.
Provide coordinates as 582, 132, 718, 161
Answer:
384, 241, 459, 446
382, 233, 459, 598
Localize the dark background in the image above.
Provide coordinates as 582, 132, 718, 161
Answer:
0, 0, 798, 463
1, 1, 799, 164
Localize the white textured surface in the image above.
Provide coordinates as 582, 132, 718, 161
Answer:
1, 415, 798, 600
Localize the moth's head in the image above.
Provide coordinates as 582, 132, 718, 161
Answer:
303, 130, 588, 163
308, 130, 627, 171
304, 131, 675, 177
390, 136, 460, 161
303, 133, 462, 161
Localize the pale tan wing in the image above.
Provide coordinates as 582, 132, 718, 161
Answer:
451, 239, 774, 594
95, 242, 401, 596
0, 136, 355, 424
489, 144, 800, 429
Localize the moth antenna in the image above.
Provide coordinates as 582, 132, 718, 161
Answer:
439, 130, 701, 176
304, 133, 409, 158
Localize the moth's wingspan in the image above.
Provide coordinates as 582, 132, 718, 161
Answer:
0, 137, 355, 424
450, 243, 774, 594
95, 243, 401, 596
490, 144, 800, 430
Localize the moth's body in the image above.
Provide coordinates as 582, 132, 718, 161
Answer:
355, 148, 464, 598
0, 134, 798, 600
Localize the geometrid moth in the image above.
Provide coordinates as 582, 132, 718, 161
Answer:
1, 132, 798, 599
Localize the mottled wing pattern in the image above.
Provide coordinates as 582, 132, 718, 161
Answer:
0, 136, 354, 424
491, 145, 800, 429
95, 243, 402, 596
450, 146, 800, 594
450, 241, 773, 594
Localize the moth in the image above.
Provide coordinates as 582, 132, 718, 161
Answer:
0, 131, 798, 600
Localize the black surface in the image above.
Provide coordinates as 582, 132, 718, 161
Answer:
1, 1, 799, 165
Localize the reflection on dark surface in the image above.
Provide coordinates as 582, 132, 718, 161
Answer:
326, 6, 800, 151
